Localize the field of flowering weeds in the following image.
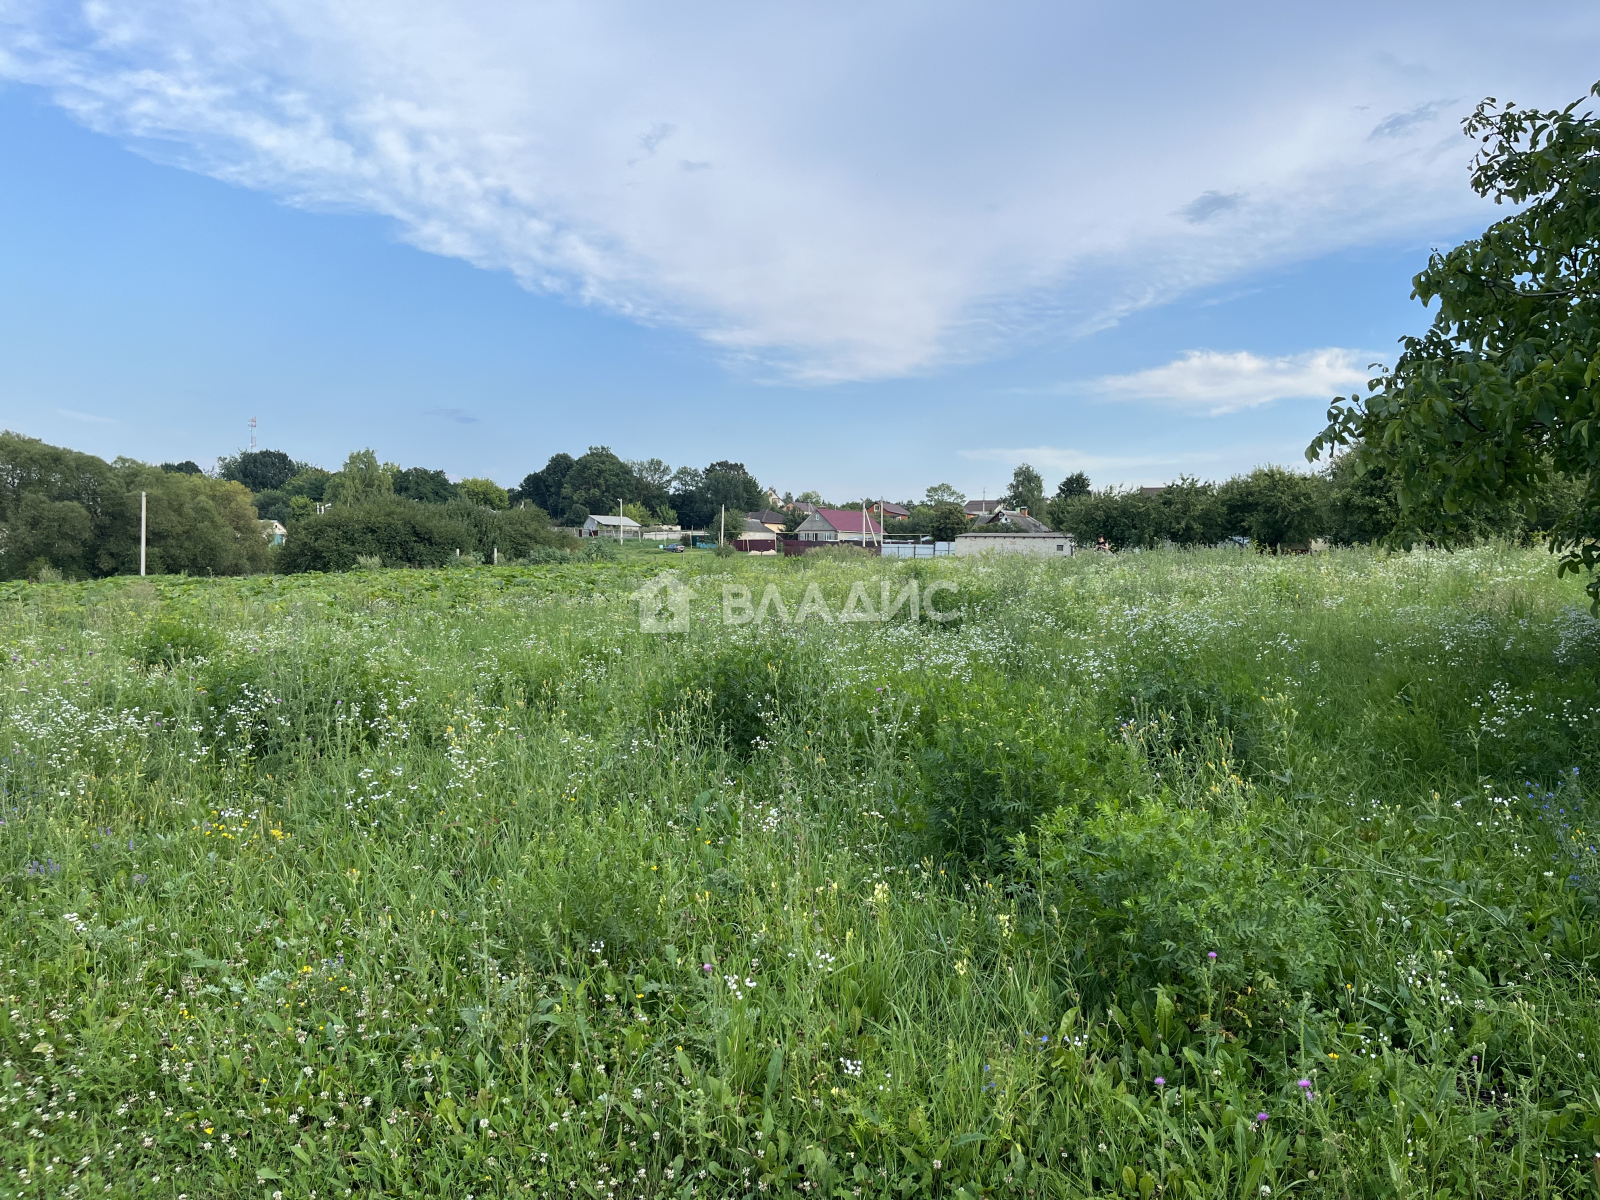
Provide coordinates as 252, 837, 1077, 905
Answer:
2, 546, 1600, 1199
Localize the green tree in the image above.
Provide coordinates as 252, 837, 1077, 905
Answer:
5, 493, 93, 579
1006, 463, 1045, 514
627, 458, 673, 490
511, 453, 575, 517
1310, 80, 1600, 603
561, 447, 642, 518
1218, 467, 1324, 552
1324, 453, 1400, 545
929, 502, 969, 544
218, 449, 299, 493
161, 460, 203, 475
1055, 471, 1091, 500
393, 467, 458, 504
1158, 476, 1224, 547
924, 482, 965, 506
673, 461, 765, 532
0, 432, 128, 578
459, 477, 510, 510
325, 450, 393, 506
285, 468, 332, 502
1049, 489, 1164, 550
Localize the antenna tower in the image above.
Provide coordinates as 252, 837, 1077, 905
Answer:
248, 417, 258, 451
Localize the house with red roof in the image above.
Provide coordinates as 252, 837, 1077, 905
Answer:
791, 507, 882, 545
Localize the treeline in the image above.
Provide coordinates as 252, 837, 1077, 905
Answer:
250, 445, 771, 569
0, 433, 780, 579
0, 433, 270, 580
1036, 458, 1584, 551
509, 449, 766, 530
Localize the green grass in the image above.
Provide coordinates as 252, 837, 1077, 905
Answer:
2, 546, 1599, 1199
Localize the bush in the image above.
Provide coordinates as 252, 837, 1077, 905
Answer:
279, 499, 480, 572
908, 680, 1143, 868
135, 613, 221, 667
1033, 796, 1337, 1000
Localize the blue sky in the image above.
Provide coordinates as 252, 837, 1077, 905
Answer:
2, 1, 1598, 501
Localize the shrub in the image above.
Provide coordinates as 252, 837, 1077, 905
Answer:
907, 680, 1143, 867
279, 498, 479, 572
1032, 796, 1337, 1001
135, 612, 221, 667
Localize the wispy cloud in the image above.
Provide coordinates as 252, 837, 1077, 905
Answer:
1, 5, 1594, 381
1181, 191, 1244, 223
1369, 100, 1453, 139
425, 407, 479, 425
1089, 349, 1373, 415
56, 408, 115, 424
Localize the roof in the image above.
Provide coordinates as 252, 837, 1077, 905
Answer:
1139, 486, 1166, 496
586, 514, 641, 528
790, 501, 820, 514
741, 518, 778, 534
747, 510, 787, 525
970, 508, 1052, 533
878, 501, 910, 517
809, 507, 882, 534
964, 499, 1003, 515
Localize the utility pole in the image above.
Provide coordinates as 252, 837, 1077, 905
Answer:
139, 492, 147, 577
720, 505, 725, 548
618, 498, 624, 545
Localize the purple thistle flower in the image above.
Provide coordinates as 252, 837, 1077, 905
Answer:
1297, 1079, 1312, 1089
1207, 951, 1217, 961
1256, 1112, 1269, 1123
1154, 1077, 1165, 1087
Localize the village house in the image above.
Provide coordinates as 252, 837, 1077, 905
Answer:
955, 508, 1073, 557
791, 507, 883, 544
964, 499, 1003, 518
747, 509, 788, 533
581, 514, 642, 538
734, 519, 780, 554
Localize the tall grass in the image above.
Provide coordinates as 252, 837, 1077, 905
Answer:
1, 546, 1598, 1198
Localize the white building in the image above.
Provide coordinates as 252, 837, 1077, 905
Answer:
954, 531, 1074, 557
582, 514, 642, 538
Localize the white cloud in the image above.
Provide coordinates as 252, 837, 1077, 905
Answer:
1090, 349, 1373, 415
2, 1, 1597, 381
55, 407, 115, 424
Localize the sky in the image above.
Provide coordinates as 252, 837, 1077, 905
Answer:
1, 1, 1598, 501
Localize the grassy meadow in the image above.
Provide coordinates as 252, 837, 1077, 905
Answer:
3, 546, 1600, 1199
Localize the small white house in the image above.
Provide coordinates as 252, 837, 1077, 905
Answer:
582, 514, 642, 538
259, 519, 287, 546
954, 531, 1074, 557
